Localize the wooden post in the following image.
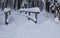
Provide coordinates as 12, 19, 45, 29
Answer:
4, 8, 11, 25
29, 12, 30, 16
5, 12, 8, 25
35, 13, 37, 23
25, 12, 27, 14
5, 11, 11, 25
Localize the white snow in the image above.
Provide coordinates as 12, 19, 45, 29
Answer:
0, 8, 60, 38
4, 8, 11, 12
54, 17, 60, 24
7, 15, 13, 23
19, 7, 40, 12
58, 0, 60, 3
40, 19, 60, 38
0, 10, 5, 25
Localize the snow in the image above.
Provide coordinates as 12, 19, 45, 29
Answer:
7, 15, 13, 23
40, 19, 60, 38
0, 8, 60, 38
0, 10, 5, 25
19, 7, 40, 12
4, 8, 11, 12
54, 17, 60, 24
58, 0, 60, 3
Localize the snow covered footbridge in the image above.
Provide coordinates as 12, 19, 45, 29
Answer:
0, 7, 40, 25
0, 8, 60, 38
19, 7, 40, 23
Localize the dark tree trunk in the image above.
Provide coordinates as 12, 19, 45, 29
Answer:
32, 0, 34, 7
18, 0, 22, 9
46, 2, 50, 12
14, 0, 16, 9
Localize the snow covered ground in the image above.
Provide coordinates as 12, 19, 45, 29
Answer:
0, 9, 60, 38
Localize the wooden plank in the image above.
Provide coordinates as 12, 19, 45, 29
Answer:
19, 7, 40, 14
26, 16, 37, 23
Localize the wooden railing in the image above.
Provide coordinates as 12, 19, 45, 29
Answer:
19, 7, 40, 23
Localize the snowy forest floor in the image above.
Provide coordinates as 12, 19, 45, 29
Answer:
0, 9, 60, 38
